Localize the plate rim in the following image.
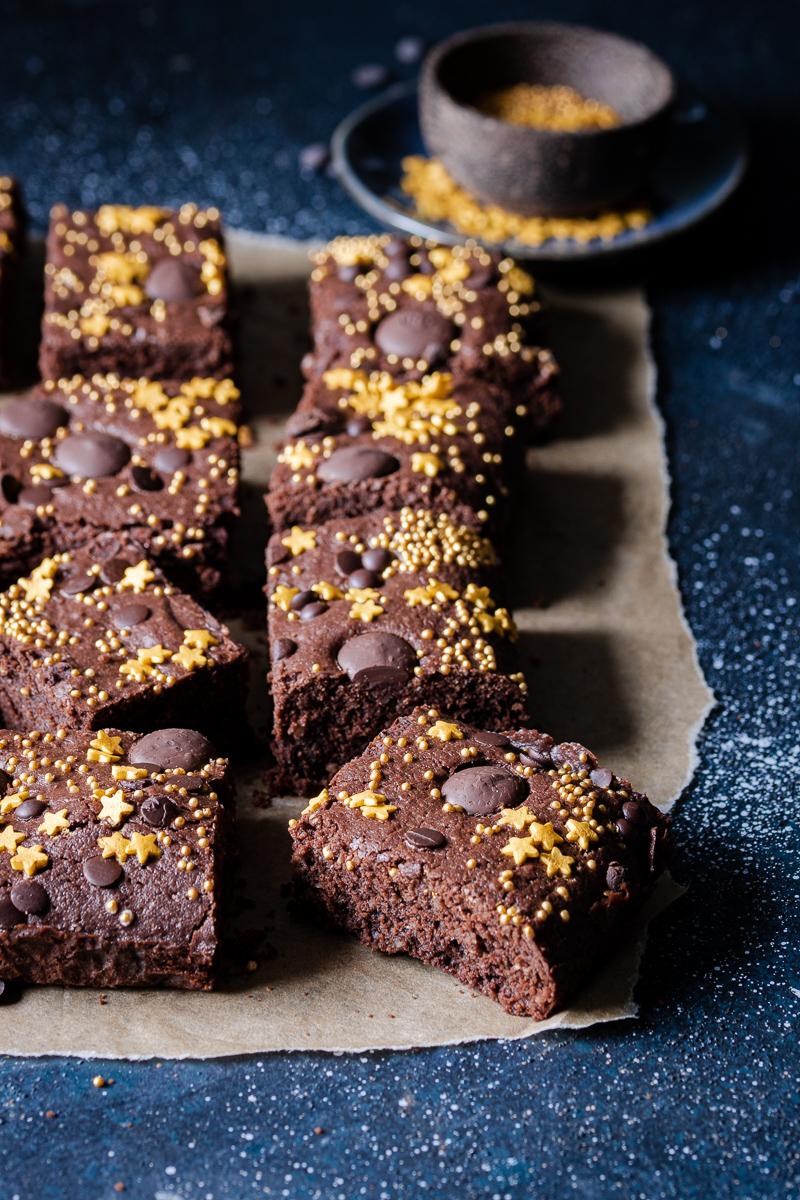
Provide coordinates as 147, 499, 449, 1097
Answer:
331, 79, 749, 262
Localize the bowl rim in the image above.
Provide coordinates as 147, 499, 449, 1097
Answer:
422, 20, 677, 139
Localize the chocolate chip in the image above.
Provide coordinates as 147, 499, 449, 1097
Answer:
111, 603, 151, 629
347, 568, 379, 589
83, 856, 123, 887
290, 589, 318, 612
0, 474, 20, 504
145, 257, 202, 302
395, 35, 426, 63
590, 767, 613, 790
130, 465, 163, 492
606, 862, 628, 891
298, 142, 330, 175
317, 446, 399, 484
18, 484, 55, 509
441, 766, 528, 816
351, 666, 410, 688
273, 637, 297, 662
0, 398, 68, 440
285, 408, 342, 438
472, 730, 510, 749
0, 769, 11, 794
9, 880, 48, 915
338, 631, 416, 681
100, 557, 132, 585
300, 601, 328, 620
351, 63, 391, 89
14, 799, 46, 820
140, 796, 180, 827
615, 818, 636, 840
374, 309, 454, 364
345, 415, 371, 437
59, 572, 96, 596
512, 731, 554, 768
55, 433, 131, 479
153, 446, 191, 473
0, 896, 23, 927
335, 549, 362, 577
405, 827, 446, 850
129, 728, 215, 771
622, 800, 646, 824
361, 547, 393, 573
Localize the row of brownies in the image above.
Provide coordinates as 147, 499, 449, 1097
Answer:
0, 195, 245, 989
268, 234, 670, 1018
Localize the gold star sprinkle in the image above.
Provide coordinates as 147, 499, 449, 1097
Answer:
87, 731, 124, 763
302, 788, 330, 817
172, 645, 208, 671
565, 819, 600, 850
271, 585, 300, 612
281, 526, 317, 557
529, 822, 564, 852
183, 629, 218, 651
313, 581, 344, 602
0, 793, 27, 816
128, 832, 161, 865
111, 765, 148, 782
428, 720, 463, 742
349, 598, 384, 622
541, 846, 575, 878
498, 805, 536, 832
120, 561, 156, 592
10, 844, 49, 876
97, 790, 134, 828
22, 558, 59, 604
0, 826, 25, 854
98, 832, 135, 863
38, 809, 70, 837
501, 836, 540, 865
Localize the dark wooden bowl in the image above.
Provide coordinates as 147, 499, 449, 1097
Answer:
419, 22, 675, 218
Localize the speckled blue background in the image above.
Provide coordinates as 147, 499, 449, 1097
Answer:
1, 2, 798, 1197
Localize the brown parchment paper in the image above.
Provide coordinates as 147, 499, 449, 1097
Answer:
0, 232, 712, 1057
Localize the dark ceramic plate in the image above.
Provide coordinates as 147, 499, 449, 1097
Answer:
331, 80, 748, 262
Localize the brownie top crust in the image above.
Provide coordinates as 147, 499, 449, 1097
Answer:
267, 507, 524, 691
306, 234, 556, 389
0, 374, 240, 567
0, 725, 228, 957
292, 707, 670, 967
0, 533, 246, 720
42, 203, 228, 354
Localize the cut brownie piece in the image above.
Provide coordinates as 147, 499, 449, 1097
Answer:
290, 708, 671, 1018
0, 177, 23, 386
267, 369, 525, 535
40, 203, 232, 381
267, 508, 528, 795
0, 374, 240, 594
305, 235, 561, 437
0, 532, 247, 740
0, 725, 231, 989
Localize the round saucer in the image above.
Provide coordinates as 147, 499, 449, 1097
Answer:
331, 80, 748, 262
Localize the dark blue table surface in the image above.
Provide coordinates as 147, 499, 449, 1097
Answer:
1, 2, 798, 1197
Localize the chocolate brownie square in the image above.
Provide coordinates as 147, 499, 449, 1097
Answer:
0, 725, 231, 989
0, 177, 23, 385
305, 235, 561, 438
0, 374, 241, 594
290, 708, 671, 1018
40, 204, 232, 382
0, 532, 247, 740
267, 508, 528, 795
266, 369, 526, 535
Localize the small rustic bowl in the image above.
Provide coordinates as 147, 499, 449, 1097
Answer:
419, 22, 675, 218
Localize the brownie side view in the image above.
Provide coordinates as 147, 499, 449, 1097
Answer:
0, 532, 247, 741
0, 725, 231, 989
267, 509, 528, 795
305, 234, 561, 437
0, 177, 23, 386
40, 203, 233, 382
0, 374, 241, 594
290, 709, 671, 1018
266, 370, 526, 535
